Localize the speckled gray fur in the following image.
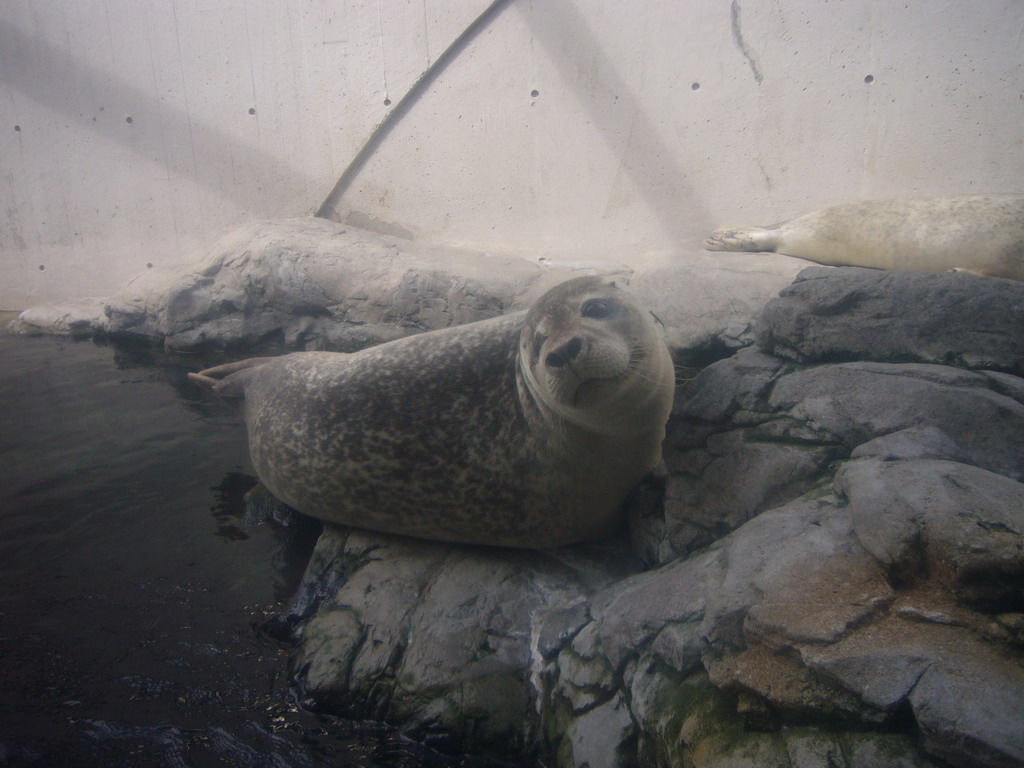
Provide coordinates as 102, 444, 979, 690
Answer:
192, 276, 675, 548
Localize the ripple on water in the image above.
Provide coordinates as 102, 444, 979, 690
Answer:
0, 332, 483, 767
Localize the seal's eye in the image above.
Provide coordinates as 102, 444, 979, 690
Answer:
581, 299, 612, 319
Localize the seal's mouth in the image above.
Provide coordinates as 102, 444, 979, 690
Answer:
567, 348, 645, 406
571, 377, 608, 406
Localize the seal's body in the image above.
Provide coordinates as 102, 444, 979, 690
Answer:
189, 276, 675, 548
704, 195, 1024, 281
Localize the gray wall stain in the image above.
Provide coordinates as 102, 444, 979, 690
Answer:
731, 0, 763, 85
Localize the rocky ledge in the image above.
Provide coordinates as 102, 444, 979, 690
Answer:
284, 267, 1023, 768
8, 216, 802, 365
12, 222, 1023, 767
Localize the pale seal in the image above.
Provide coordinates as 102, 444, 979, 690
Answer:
188, 276, 675, 548
704, 194, 1024, 281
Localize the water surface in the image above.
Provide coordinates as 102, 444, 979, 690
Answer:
0, 329, 468, 767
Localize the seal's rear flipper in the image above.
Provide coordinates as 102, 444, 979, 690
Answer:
187, 372, 222, 394
704, 226, 780, 253
189, 357, 277, 400
196, 357, 276, 379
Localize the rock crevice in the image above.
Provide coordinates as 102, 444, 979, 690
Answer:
285, 267, 1024, 768
14, 227, 1020, 767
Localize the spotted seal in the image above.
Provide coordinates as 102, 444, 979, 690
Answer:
188, 276, 675, 548
704, 194, 1024, 281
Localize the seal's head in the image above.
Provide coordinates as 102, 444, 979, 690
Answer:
519, 276, 674, 435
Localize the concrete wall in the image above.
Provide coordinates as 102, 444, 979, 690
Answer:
2, 0, 1022, 308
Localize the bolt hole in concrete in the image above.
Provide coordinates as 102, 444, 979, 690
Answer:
14, 125, 21, 132
384, 97, 392, 106
125, 116, 133, 124
248, 107, 256, 115
38, 264, 44, 271
530, 89, 540, 98
692, 82, 701, 90
864, 74, 875, 84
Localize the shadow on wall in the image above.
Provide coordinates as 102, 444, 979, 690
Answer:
5, 2, 713, 250
516, 0, 713, 245
0, 18, 318, 206
317, 0, 515, 221
316, 0, 714, 248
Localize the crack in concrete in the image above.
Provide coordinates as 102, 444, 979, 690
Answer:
730, 0, 763, 85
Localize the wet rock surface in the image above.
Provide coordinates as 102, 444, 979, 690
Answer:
9, 217, 803, 364
758, 266, 1024, 375
285, 267, 1024, 767
14, 231, 1022, 767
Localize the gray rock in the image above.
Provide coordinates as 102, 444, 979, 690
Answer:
561, 693, 634, 768
11, 223, 1024, 765
802, 611, 1024, 767
68, 258, 1004, 767
294, 608, 365, 707
289, 451, 1021, 765
850, 425, 971, 463
8, 296, 109, 335
784, 732, 939, 768
289, 525, 638, 757
670, 346, 789, 426
102, 218, 556, 350
583, 554, 713, 673
837, 458, 1024, 608
648, 621, 704, 677
983, 370, 1024, 404
834, 734, 942, 768
910, 655, 1024, 768
758, 266, 1024, 376
664, 429, 842, 554
535, 600, 591, 660
630, 251, 804, 364
804, 648, 932, 710
659, 351, 1024, 561
556, 626, 618, 714
766, 363, 1024, 479
618, 268, 1024, 768
10, 219, 806, 364
628, 657, 690, 766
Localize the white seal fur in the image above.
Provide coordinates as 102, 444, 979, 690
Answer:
705, 195, 1024, 281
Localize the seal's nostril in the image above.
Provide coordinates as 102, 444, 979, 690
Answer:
546, 337, 583, 368
563, 337, 582, 359
545, 351, 565, 368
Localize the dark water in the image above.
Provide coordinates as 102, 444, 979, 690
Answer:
0, 329, 473, 768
